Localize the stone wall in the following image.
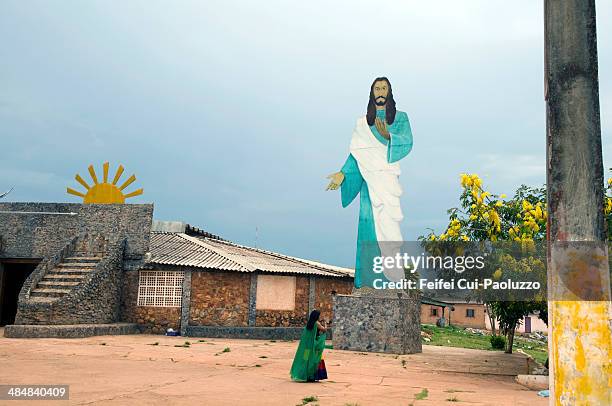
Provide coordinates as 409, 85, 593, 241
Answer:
333, 294, 422, 354
119, 267, 355, 336
120, 270, 181, 334
185, 326, 303, 340
189, 271, 250, 327
255, 276, 309, 327
4, 323, 140, 338
15, 235, 126, 325
314, 277, 353, 323
0, 202, 153, 260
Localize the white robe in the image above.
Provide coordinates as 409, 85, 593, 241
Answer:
349, 116, 405, 282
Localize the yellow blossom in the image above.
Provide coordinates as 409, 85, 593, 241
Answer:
471, 174, 482, 188
535, 205, 543, 220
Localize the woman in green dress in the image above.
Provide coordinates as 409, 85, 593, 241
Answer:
290, 310, 327, 382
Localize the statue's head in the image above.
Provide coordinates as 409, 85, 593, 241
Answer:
367, 77, 397, 126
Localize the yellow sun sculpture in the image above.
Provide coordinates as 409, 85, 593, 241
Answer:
67, 162, 143, 204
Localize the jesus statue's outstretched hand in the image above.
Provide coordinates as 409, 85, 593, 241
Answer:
325, 172, 344, 191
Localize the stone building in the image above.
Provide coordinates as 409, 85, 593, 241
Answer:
0, 203, 353, 338
122, 222, 354, 337
0, 202, 153, 337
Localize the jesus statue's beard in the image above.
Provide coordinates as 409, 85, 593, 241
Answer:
375, 97, 386, 106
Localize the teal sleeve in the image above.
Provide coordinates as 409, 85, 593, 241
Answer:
340, 154, 363, 208
387, 112, 413, 163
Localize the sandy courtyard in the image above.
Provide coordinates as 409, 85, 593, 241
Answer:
0, 329, 547, 406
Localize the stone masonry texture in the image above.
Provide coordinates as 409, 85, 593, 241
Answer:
119, 267, 354, 335
333, 294, 422, 354
120, 270, 182, 334
255, 276, 310, 327
0, 202, 153, 260
189, 271, 251, 327
314, 277, 353, 323
0, 203, 153, 329
15, 235, 126, 325
4, 323, 140, 338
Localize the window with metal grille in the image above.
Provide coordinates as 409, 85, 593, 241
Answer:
466, 308, 475, 318
137, 270, 184, 307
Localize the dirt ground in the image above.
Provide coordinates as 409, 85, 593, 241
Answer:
0, 328, 547, 406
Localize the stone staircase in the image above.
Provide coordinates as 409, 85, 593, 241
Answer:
29, 253, 103, 303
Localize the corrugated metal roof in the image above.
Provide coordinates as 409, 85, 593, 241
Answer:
148, 232, 354, 278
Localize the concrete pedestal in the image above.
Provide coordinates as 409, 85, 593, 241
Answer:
332, 293, 422, 354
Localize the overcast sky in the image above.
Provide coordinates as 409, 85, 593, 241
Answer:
1, 1, 611, 267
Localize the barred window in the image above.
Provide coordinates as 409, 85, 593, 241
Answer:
466, 308, 475, 318
137, 270, 184, 307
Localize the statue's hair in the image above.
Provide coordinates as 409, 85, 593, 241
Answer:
366, 77, 396, 126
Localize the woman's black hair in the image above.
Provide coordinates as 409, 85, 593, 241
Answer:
366, 76, 397, 126
306, 309, 321, 330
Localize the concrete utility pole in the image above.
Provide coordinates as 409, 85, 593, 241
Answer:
545, 0, 612, 404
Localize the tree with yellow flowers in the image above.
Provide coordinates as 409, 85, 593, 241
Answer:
427, 173, 547, 243
422, 170, 612, 354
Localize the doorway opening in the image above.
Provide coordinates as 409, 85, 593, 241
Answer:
0, 259, 41, 326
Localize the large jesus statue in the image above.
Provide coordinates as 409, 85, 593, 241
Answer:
326, 77, 413, 289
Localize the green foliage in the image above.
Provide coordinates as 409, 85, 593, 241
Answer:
300, 395, 318, 405
424, 170, 612, 354
421, 177, 552, 353
422, 324, 548, 364
531, 301, 548, 325
414, 388, 429, 400
490, 334, 506, 350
